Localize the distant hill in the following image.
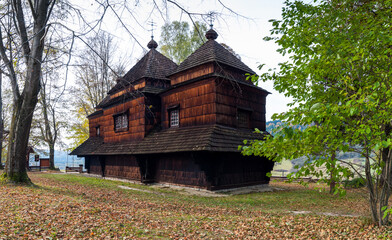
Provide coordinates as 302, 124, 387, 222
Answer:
266, 120, 283, 134
266, 120, 364, 176
266, 120, 308, 135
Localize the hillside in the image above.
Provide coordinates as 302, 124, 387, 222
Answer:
266, 120, 364, 176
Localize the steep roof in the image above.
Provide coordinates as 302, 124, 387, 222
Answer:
169, 31, 256, 76
108, 48, 177, 94
70, 124, 268, 156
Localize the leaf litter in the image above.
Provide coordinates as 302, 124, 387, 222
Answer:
0, 172, 391, 239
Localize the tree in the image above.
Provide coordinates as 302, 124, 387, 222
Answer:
160, 21, 208, 63
0, 65, 3, 169
68, 31, 125, 150
0, 0, 56, 183
241, 0, 392, 226
30, 68, 67, 169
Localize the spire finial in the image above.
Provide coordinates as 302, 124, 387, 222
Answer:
205, 12, 218, 40
149, 20, 155, 39
208, 12, 214, 29
147, 20, 158, 49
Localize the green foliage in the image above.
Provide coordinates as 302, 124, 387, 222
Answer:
160, 21, 208, 63
343, 177, 365, 189
241, 0, 392, 225
67, 107, 90, 151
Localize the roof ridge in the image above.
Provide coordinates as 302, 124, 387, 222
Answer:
169, 40, 255, 76
107, 48, 177, 95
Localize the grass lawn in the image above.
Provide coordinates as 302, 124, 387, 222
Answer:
0, 172, 391, 239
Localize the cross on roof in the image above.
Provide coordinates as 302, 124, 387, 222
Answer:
207, 12, 215, 29
148, 20, 156, 39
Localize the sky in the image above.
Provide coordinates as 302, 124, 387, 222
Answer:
69, 0, 292, 121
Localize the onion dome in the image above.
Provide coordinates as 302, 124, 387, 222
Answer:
205, 28, 218, 40
147, 38, 158, 49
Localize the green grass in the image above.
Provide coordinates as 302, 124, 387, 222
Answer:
39, 173, 367, 216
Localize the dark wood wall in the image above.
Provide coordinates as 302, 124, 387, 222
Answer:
89, 112, 103, 137
87, 156, 102, 175
104, 155, 141, 180
85, 151, 273, 190
200, 152, 273, 190
161, 78, 216, 129
144, 94, 161, 134
171, 63, 214, 85
161, 77, 267, 131
215, 78, 267, 131
154, 153, 208, 188
89, 97, 146, 142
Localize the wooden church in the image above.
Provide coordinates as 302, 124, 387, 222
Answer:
71, 27, 274, 190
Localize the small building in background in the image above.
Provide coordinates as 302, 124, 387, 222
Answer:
71, 28, 274, 190
26, 147, 50, 171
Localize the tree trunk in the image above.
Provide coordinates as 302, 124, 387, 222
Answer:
3, 0, 52, 183
365, 156, 379, 223
49, 143, 55, 169
329, 152, 336, 194
5, 98, 35, 183
0, 68, 3, 170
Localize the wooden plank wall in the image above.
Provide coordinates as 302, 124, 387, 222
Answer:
89, 157, 102, 175
146, 78, 170, 89
40, 158, 50, 167
110, 80, 146, 99
155, 153, 208, 188
89, 97, 146, 142
104, 155, 141, 180
215, 78, 267, 131
171, 63, 214, 85
144, 95, 161, 134
161, 78, 216, 129
206, 152, 274, 190
89, 112, 103, 137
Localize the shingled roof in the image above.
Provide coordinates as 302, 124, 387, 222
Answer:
71, 124, 267, 156
108, 43, 177, 94
70, 137, 104, 156
169, 29, 256, 76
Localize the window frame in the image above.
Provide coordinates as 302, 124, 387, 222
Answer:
96, 125, 101, 136
237, 108, 252, 129
113, 110, 129, 132
168, 105, 180, 128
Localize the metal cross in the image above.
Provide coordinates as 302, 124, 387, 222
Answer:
207, 12, 215, 29
148, 20, 156, 38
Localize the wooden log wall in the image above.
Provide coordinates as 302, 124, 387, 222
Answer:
144, 95, 161, 134
215, 78, 267, 131
104, 155, 141, 180
171, 63, 214, 85
89, 97, 146, 142
161, 78, 216, 129
89, 157, 102, 175
203, 152, 274, 190
155, 153, 208, 188
214, 64, 254, 84
110, 79, 146, 99
145, 78, 170, 89
89, 111, 103, 137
